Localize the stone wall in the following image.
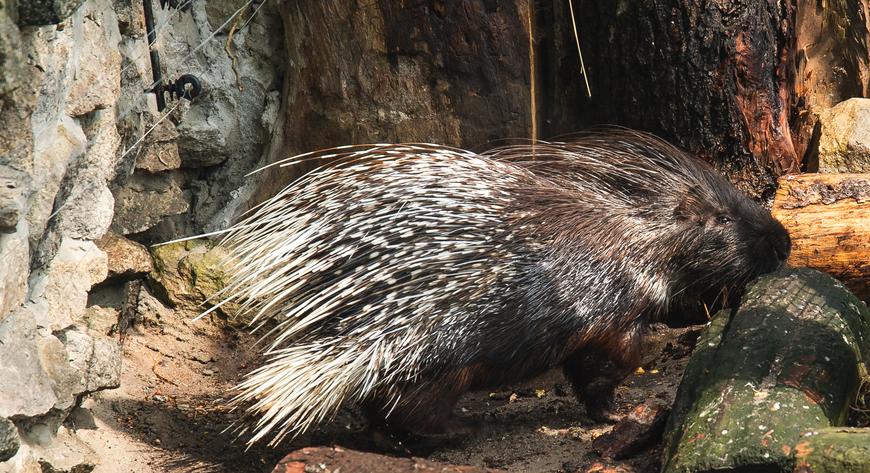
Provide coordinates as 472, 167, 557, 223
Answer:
0, 0, 284, 469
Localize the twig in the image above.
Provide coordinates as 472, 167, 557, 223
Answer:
568, 0, 592, 97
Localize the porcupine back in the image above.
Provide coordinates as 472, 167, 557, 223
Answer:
214, 130, 781, 445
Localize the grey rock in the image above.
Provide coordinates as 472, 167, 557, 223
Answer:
135, 285, 172, 327
150, 0, 285, 237
27, 115, 87, 247
111, 172, 189, 235
79, 306, 118, 336
65, 406, 96, 431
816, 98, 870, 173
0, 200, 18, 232
78, 109, 122, 183
55, 177, 114, 241
148, 239, 243, 323
57, 328, 121, 393
0, 417, 19, 462
0, 2, 39, 176
14, 426, 97, 473
17, 0, 85, 26
64, 2, 122, 117
134, 119, 182, 173
0, 304, 77, 419
0, 168, 25, 233
28, 238, 108, 330
0, 228, 29, 321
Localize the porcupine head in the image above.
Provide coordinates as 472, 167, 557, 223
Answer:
214, 132, 791, 445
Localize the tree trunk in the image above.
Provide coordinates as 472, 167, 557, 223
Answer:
251, 0, 537, 207
255, 0, 870, 208
542, 0, 800, 198
794, 0, 870, 167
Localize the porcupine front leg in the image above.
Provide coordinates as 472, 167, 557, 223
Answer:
562, 327, 643, 423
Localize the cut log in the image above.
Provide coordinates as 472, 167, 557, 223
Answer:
661, 268, 870, 473
771, 173, 870, 301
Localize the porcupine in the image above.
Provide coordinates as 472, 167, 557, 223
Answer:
209, 129, 791, 445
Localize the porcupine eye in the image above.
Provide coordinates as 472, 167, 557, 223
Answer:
715, 215, 731, 225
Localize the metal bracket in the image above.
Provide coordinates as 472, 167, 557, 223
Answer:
142, 0, 202, 111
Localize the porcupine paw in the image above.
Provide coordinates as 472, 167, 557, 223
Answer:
585, 396, 624, 423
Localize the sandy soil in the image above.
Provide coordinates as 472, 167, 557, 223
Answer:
73, 298, 699, 473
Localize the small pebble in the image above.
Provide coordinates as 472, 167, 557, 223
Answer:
153, 394, 168, 403
190, 352, 213, 364
203, 369, 214, 376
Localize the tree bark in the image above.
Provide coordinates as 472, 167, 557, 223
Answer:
543, 0, 800, 198
771, 173, 870, 301
252, 0, 537, 207
257, 0, 870, 208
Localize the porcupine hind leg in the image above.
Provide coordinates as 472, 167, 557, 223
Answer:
363, 370, 480, 438
562, 328, 643, 423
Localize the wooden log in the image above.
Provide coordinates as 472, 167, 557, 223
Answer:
793, 427, 870, 473
661, 268, 870, 473
771, 173, 870, 301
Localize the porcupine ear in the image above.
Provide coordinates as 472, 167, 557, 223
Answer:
673, 185, 712, 224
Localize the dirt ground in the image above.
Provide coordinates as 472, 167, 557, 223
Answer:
74, 292, 700, 473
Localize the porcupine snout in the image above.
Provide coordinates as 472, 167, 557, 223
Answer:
749, 214, 792, 275
771, 229, 791, 267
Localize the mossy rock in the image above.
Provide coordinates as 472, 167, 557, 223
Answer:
148, 239, 246, 326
